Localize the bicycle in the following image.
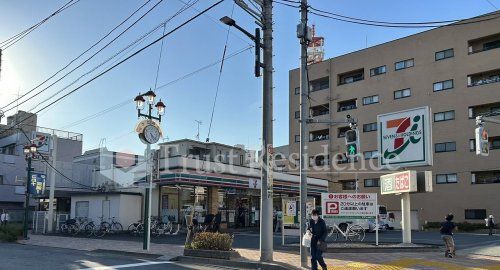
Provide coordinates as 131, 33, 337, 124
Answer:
108, 217, 123, 233
85, 217, 111, 237
152, 215, 175, 237
128, 220, 144, 236
328, 222, 366, 242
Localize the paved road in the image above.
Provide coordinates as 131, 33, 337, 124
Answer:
0, 243, 238, 270
52, 230, 500, 251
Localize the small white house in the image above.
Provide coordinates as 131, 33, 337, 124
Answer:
70, 192, 142, 227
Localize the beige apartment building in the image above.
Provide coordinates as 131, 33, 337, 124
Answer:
288, 11, 500, 226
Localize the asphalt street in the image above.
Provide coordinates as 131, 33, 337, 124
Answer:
0, 243, 239, 270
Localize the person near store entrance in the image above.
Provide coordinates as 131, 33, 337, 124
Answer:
307, 209, 328, 270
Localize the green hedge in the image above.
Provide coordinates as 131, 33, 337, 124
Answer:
0, 224, 23, 242
188, 232, 233, 251
423, 221, 497, 232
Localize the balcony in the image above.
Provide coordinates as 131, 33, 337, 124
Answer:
468, 102, 500, 118
310, 104, 329, 117
309, 129, 329, 142
337, 99, 357, 112
468, 69, 500, 87
338, 69, 364, 85
472, 170, 500, 184
468, 33, 500, 54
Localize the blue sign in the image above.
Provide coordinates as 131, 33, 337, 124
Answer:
28, 173, 46, 195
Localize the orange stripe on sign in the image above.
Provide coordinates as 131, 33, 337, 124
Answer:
387, 118, 406, 128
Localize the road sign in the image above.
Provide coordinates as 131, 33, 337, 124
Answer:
321, 193, 377, 221
282, 197, 316, 225
475, 126, 489, 156
380, 171, 417, 195
378, 107, 432, 167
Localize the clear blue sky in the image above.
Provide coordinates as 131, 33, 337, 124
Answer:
0, 0, 497, 155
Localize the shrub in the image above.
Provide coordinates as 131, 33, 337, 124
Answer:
423, 221, 492, 232
0, 224, 23, 242
190, 232, 233, 251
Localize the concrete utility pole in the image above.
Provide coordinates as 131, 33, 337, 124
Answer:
298, 0, 309, 267
47, 135, 58, 233
260, 0, 274, 262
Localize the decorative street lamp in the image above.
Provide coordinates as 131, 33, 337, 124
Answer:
23, 143, 37, 239
134, 89, 165, 251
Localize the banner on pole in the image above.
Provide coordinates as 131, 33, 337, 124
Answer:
28, 173, 46, 195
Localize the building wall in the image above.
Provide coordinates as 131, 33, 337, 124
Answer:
70, 194, 141, 226
288, 13, 500, 223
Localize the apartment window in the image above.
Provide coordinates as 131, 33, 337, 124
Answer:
470, 139, 476, 152
465, 209, 487, 220
310, 104, 329, 117
338, 99, 357, 112
363, 122, 377, 132
295, 135, 300, 143
468, 70, 500, 87
341, 180, 356, 190
338, 69, 364, 85
433, 79, 454, 92
473, 171, 500, 184
395, 58, 414, 70
435, 142, 456, 153
338, 126, 350, 138
490, 137, 500, 150
394, 88, 411, 99
362, 95, 379, 105
363, 150, 378, 159
310, 129, 329, 142
483, 40, 500, 51
75, 201, 90, 218
311, 155, 329, 166
364, 178, 380, 187
435, 48, 454, 61
294, 87, 300, 95
294, 111, 300, 119
0, 175, 3, 185
434, 111, 455, 122
310, 77, 329, 92
370, 65, 386, 76
436, 173, 458, 184
337, 154, 358, 164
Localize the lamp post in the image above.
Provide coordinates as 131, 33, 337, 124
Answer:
23, 143, 37, 240
220, 0, 274, 260
134, 89, 165, 251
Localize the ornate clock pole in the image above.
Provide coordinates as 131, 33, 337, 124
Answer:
134, 90, 165, 251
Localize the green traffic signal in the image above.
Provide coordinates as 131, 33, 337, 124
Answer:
347, 143, 357, 155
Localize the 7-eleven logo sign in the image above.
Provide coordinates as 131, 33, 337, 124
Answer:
382, 116, 422, 159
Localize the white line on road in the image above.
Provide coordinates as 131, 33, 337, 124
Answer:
79, 261, 173, 270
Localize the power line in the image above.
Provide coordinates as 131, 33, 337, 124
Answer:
485, 0, 499, 10
1, 0, 164, 113
0, 0, 80, 50
0, 0, 153, 112
0, 0, 225, 138
58, 45, 253, 130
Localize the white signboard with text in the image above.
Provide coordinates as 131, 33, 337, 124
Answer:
321, 193, 377, 222
377, 106, 432, 167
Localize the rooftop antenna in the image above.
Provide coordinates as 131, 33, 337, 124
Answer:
195, 120, 202, 141
98, 138, 106, 149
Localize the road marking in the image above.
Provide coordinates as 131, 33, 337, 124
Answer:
79, 261, 172, 270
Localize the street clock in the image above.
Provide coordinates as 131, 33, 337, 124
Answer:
135, 119, 163, 145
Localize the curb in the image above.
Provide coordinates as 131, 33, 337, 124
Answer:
173, 256, 298, 270
91, 249, 164, 259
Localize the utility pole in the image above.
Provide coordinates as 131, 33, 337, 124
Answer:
23, 151, 33, 239
195, 120, 202, 141
260, 0, 274, 262
221, 0, 274, 261
47, 135, 58, 233
298, 0, 309, 267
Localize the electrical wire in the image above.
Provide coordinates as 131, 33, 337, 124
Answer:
0, 0, 225, 138
57, 45, 253, 130
0, 0, 153, 112
0, 0, 80, 50
1, 0, 165, 113
206, 1, 235, 143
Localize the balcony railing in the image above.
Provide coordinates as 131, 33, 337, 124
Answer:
468, 76, 500, 87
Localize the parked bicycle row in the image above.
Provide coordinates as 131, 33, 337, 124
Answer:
60, 216, 122, 238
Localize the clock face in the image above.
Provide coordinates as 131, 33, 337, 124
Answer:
143, 124, 160, 144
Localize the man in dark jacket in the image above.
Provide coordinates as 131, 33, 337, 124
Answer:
487, 215, 495, 236
308, 209, 328, 270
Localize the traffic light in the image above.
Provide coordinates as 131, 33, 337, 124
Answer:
475, 126, 489, 156
345, 129, 360, 158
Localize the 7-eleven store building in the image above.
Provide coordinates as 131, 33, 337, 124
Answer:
150, 156, 328, 229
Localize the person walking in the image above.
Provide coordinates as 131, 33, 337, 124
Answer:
1, 210, 9, 226
487, 215, 495, 236
307, 209, 328, 270
440, 213, 457, 258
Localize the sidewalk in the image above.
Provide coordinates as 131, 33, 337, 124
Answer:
19, 234, 500, 269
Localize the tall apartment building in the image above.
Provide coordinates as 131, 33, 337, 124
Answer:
289, 11, 500, 225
